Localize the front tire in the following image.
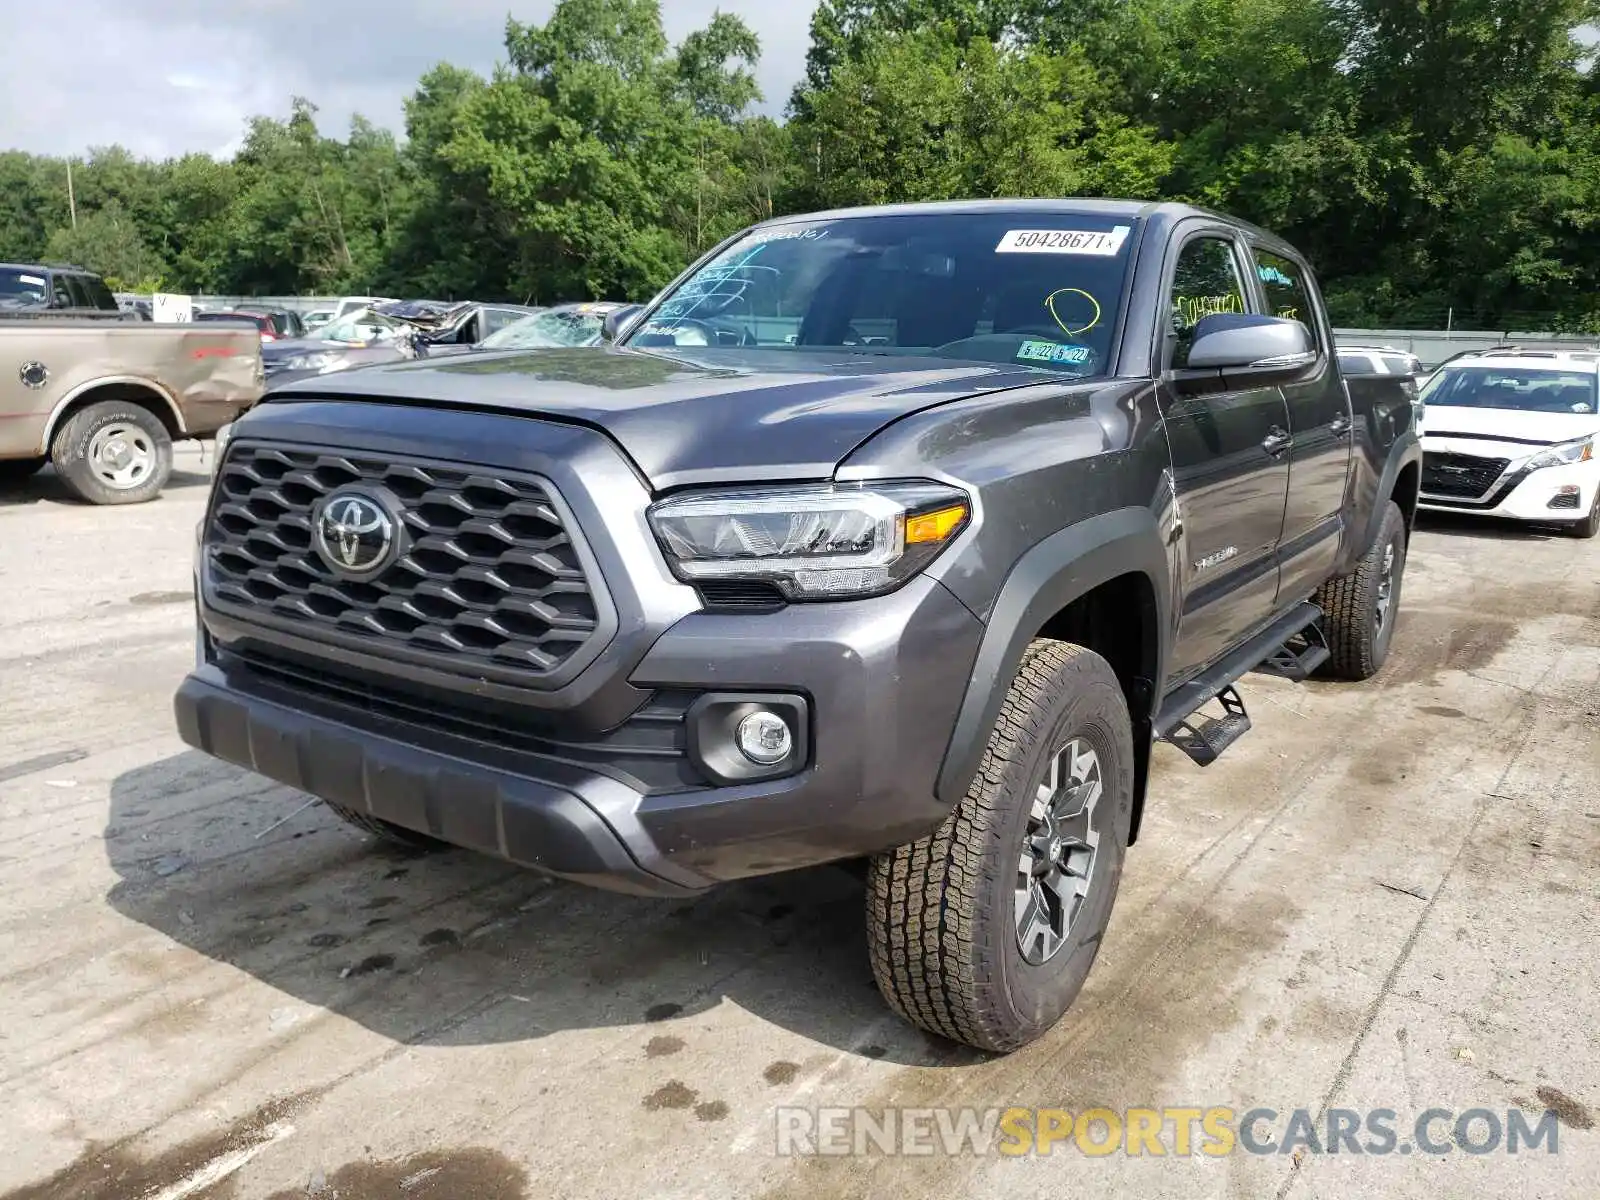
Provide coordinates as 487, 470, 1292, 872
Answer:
1567, 496, 1600, 539
866, 641, 1133, 1052
1315, 500, 1407, 680
51, 401, 173, 505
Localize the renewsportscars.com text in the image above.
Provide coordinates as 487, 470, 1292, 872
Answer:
774, 1105, 1563, 1158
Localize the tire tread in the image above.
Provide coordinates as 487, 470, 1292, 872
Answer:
1316, 500, 1405, 680
50, 401, 173, 505
866, 641, 1113, 1051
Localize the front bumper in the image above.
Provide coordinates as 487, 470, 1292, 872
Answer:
176, 574, 983, 896
1420, 458, 1599, 523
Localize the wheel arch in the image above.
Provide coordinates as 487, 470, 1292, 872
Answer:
1360, 430, 1421, 550
40, 377, 185, 455
1391, 457, 1420, 533
935, 508, 1171, 844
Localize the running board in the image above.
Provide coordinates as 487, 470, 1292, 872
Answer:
1155, 601, 1324, 766
1252, 620, 1330, 682
1161, 685, 1251, 767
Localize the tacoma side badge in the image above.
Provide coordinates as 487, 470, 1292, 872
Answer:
1194, 546, 1239, 571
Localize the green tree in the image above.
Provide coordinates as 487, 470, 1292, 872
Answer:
1, 0, 1595, 331
42, 199, 169, 290
792, 25, 1173, 208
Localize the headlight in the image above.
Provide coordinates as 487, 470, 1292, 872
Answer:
648, 481, 971, 600
1526, 437, 1595, 471
281, 351, 341, 373
213, 421, 234, 459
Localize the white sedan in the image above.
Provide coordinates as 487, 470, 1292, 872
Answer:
1418, 349, 1600, 538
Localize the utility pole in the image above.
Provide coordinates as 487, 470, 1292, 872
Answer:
66, 159, 77, 230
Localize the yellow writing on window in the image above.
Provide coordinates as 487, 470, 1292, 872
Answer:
1175, 293, 1244, 326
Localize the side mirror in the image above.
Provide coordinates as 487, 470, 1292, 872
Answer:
1183, 313, 1315, 376
602, 304, 644, 343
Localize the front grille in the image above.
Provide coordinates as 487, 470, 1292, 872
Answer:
205, 442, 603, 682
1422, 452, 1509, 500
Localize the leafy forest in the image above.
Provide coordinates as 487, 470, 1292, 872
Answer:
3, 0, 1598, 330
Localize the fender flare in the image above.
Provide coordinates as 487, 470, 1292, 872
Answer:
935, 506, 1172, 808
1359, 429, 1422, 552
38, 376, 187, 454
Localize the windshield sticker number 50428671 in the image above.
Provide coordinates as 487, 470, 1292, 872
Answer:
996, 226, 1131, 256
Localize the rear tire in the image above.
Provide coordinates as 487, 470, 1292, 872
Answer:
324, 802, 450, 852
1567, 496, 1600, 539
866, 640, 1133, 1052
51, 400, 173, 505
1315, 500, 1407, 680
0, 457, 45, 489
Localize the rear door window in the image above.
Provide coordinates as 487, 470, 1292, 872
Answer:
1252, 250, 1318, 346
82, 275, 118, 310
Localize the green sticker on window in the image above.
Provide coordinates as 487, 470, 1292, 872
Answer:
1017, 340, 1092, 366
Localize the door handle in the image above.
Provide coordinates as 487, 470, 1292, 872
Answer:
1261, 427, 1292, 456
1330, 415, 1351, 435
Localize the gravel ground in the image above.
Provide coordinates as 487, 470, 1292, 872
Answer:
1, 444, 1596, 1199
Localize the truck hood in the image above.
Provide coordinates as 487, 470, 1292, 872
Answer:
263, 346, 1072, 489
1420, 405, 1600, 448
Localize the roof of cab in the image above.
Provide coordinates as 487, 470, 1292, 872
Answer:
744, 197, 1293, 255
1452, 348, 1600, 370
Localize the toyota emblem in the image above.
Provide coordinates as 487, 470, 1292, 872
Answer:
313, 490, 398, 578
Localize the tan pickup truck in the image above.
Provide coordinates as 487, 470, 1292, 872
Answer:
0, 321, 263, 504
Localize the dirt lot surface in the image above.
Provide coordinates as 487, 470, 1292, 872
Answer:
2, 445, 1597, 1199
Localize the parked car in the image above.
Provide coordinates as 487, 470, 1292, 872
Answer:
1338, 343, 1426, 383
0, 320, 261, 502
114, 294, 154, 321
474, 301, 633, 350
1338, 343, 1427, 420
258, 309, 413, 384
0, 263, 126, 320
261, 301, 542, 384
177, 198, 1419, 1052
332, 296, 401, 321
1418, 347, 1600, 537
232, 304, 307, 339
301, 308, 335, 331
370, 299, 541, 350
195, 310, 284, 343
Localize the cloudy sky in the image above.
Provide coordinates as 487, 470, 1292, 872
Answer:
0, 1, 818, 160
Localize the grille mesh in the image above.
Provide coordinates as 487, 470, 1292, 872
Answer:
1422, 452, 1509, 500
205, 443, 601, 678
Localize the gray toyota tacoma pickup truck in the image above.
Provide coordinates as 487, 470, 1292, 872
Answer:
175, 200, 1420, 1052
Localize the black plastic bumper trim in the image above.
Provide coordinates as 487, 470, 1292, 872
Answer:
174, 672, 706, 897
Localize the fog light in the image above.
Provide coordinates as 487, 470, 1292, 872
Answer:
736, 711, 792, 765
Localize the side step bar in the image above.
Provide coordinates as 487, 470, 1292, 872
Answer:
1161, 685, 1250, 767
1155, 601, 1323, 767
1252, 620, 1330, 682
